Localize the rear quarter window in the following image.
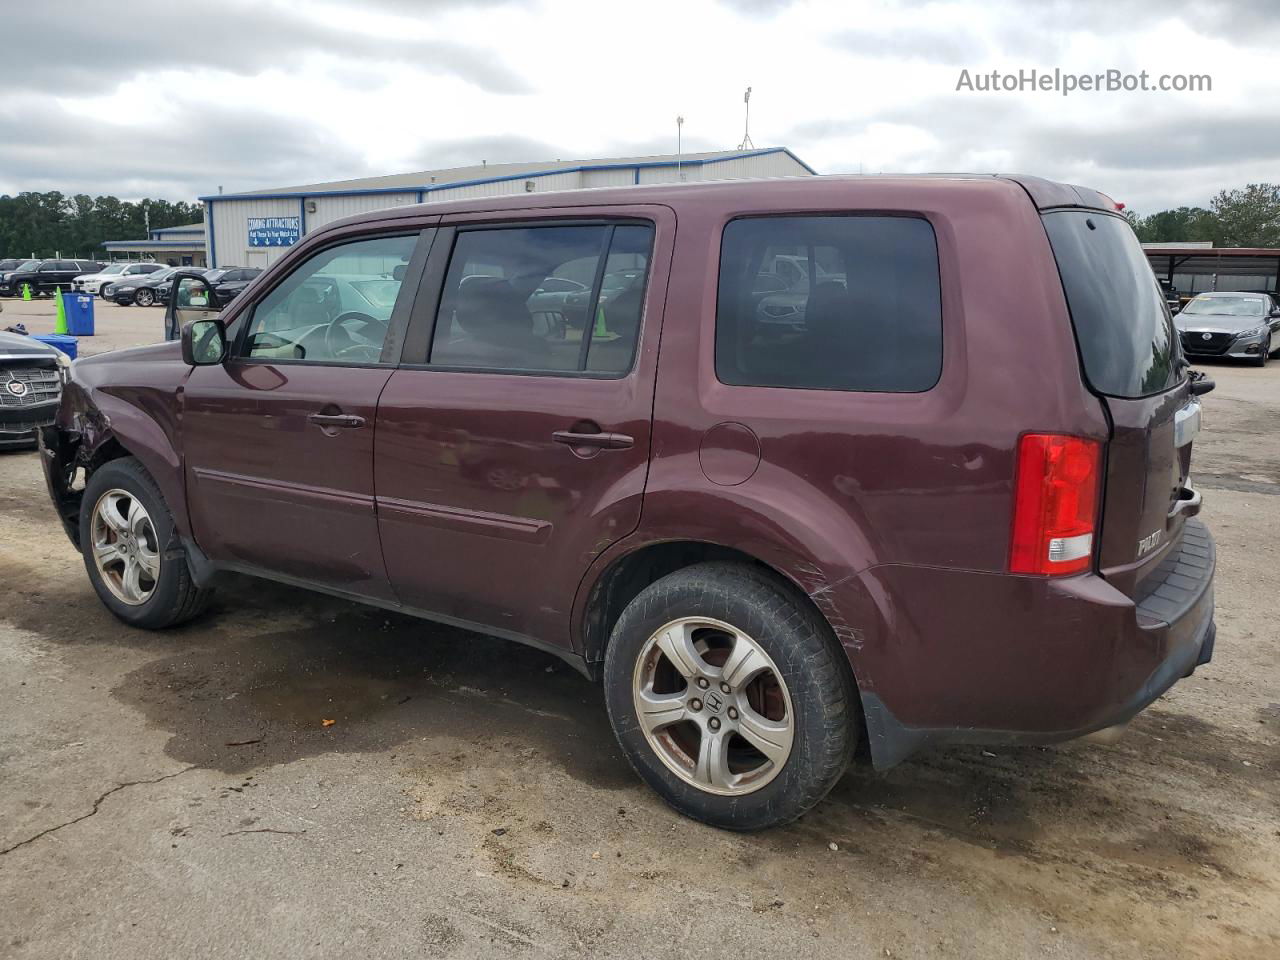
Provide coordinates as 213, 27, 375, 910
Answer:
1042, 211, 1181, 399
715, 215, 942, 393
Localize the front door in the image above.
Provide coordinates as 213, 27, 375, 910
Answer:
182, 230, 429, 601
374, 210, 673, 648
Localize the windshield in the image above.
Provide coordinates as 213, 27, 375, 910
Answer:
1180, 295, 1267, 317
16, 260, 39, 272
1042, 210, 1182, 399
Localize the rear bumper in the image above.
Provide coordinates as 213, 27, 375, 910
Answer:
851, 518, 1217, 768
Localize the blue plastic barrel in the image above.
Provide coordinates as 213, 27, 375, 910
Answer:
32, 334, 78, 360
62, 291, 95, 336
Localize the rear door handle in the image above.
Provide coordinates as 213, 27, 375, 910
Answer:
552, 429, 634, 450
307, 413, 366, 429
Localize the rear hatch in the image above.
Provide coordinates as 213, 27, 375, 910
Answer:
1041, 209, 1200, 598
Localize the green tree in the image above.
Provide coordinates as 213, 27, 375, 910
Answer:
1131, 205, 1216, 244
1208, 183, 1280, 247
0, 192, 201, 260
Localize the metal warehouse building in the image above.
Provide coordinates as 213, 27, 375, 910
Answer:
200, 147, 813, 268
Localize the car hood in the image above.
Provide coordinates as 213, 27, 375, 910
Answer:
0, 329, 59, 357
1174, 312, 1268, 334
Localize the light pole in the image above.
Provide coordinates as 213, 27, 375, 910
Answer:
676, 115, 685, 181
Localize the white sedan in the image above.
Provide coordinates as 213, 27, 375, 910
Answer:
74, 262, 166, 296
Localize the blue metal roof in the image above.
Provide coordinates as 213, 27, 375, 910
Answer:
198, 147, 815, 203
104, 239, 206, 249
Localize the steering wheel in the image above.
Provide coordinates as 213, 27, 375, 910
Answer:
323, 311, 389, 362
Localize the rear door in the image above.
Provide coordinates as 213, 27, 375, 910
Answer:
1042, 209, 1199, 597
373, 206, 673, 648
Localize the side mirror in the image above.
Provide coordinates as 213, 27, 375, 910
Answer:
182, 317, 228, 366
1270, 307, 1280, 318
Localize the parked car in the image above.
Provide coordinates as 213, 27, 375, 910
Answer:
0, 259, 102, 297
74, 261, 166, 296
155, 267, 234, 306
0, 259, 39, 288
1174, 291, 1280, 366
207, 267, 263, 303
39, 176, 1217, 830
0, 317, 69, 448
103, 266, 181, 306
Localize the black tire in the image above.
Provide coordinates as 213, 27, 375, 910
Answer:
79, 457, 212, 629
603, 562, 856, 830
1252, 336, 1270, 366
134, 288, 154, 307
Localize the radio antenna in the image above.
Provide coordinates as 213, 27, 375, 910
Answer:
738, 87, 755, 151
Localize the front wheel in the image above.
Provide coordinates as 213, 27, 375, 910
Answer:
1252, 336, 1271, 366
134, 288, 154, 307
603, 562, 856, 830
79, 457, 212, 629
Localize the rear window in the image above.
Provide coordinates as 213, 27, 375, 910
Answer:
715, 216, 943, 392
1042, 211, 1181, 398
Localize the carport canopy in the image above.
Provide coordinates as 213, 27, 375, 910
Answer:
1145, 245, 1280, 296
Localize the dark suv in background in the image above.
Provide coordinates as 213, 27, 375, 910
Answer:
40, 175, 1216, 830
0, 259, 102, 297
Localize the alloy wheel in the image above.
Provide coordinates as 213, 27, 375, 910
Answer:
632, 616, 794, 796
90, 489, 160, 605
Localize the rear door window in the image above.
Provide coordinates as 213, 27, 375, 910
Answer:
1042, 211, 1181, 398
429, 223, 653, 376
715, 216, 943, 392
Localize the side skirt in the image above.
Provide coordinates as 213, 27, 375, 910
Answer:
185, 541, 594, 680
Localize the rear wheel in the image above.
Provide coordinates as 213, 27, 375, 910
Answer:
79, 457, 212, 629
603, 562, 855, 830
134, 288, 154, 307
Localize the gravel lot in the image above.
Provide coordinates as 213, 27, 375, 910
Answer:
1, 298, 1277, 959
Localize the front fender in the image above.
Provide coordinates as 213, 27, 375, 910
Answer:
42, 343, 191, 546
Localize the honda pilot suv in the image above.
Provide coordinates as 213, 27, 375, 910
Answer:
39, 175, 1216, 830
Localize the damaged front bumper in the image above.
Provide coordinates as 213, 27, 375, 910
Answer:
37, 424, 84, 548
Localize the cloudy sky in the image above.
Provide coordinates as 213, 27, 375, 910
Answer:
1, 0, 1274, 216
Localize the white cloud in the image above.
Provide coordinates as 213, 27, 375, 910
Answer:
0, 0, 1276, 215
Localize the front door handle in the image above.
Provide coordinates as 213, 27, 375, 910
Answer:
552, 429, 634, 451
308, 412, 366, 429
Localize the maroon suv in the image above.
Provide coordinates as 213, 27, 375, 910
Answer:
40, 175, 1216, 830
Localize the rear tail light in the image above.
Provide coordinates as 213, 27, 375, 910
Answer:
1009, 434, 1102, 576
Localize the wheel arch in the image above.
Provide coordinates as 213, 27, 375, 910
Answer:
50, 380, 189, 547
576, 538, 867, 692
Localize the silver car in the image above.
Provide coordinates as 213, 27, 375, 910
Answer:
1175, 292, 1280, 367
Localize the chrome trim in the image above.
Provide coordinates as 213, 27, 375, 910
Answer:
1174, 400, 1201, 448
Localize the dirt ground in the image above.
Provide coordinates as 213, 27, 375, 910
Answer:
0, 299, 1277, 959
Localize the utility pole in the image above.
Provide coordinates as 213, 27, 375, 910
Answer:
738, 87, 755, 151
676, 116, 685, 181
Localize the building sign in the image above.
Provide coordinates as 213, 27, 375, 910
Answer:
248, 216, 301, 247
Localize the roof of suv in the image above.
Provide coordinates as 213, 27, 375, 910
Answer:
317, 173, 1119, 235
